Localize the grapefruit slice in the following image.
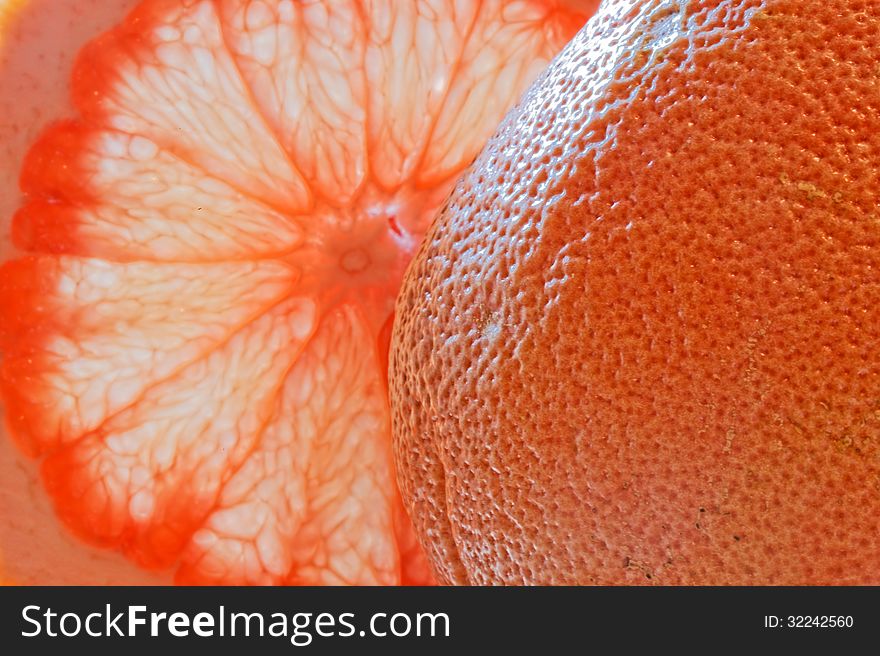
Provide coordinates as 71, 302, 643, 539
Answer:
0, 0, 594, 584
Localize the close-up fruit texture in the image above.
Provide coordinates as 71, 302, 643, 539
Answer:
0, 0, 595, 585
0, 0, 877, 587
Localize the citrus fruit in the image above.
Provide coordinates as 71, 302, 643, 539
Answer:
0, 0, 595, 584
391, 0, 880, 584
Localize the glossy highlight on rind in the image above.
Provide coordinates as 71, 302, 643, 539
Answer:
391, 0, 880, 585
0, 0, 592, 584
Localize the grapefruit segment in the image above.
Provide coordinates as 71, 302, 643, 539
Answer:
0, 256, 295, 454
218, 0, 368, 205
362, 0, 481, 190
179, 306, 401, 585
414, 0, 584, 186
72, 0, 311, 214
15, 121, 304, 261
363, 0, 589, 191
41, 294, 316, 569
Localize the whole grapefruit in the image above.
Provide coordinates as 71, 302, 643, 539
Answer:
391, 0, 880, 584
